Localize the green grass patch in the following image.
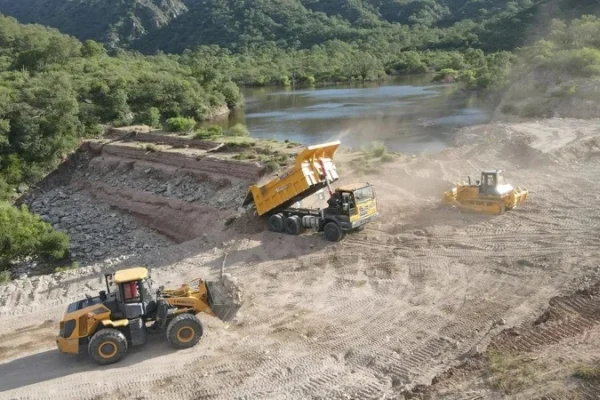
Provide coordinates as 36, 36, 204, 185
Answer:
574, 364, 600, 381
0, 269, 10, 284
486, 351, 541, 395
54, 261, 79, 273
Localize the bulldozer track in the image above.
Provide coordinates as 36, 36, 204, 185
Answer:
490, 283, 600, 354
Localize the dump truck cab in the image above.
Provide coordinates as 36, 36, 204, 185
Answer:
56, 266, 242, 365
325, 183, 377, 229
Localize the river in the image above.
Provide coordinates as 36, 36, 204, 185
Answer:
222, 75, 497, 154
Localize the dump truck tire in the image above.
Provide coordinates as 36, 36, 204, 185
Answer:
166, 314, 203, 350
284, 216, 302, 235
88, 328, 128, 366
324, 222, 343, 242
268, 213, 284, 233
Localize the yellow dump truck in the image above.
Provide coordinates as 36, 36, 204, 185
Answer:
242, 140, 378, 241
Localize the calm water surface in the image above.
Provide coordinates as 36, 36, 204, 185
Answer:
222, 76, 496, 154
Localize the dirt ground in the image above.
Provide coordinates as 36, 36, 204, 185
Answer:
2, 118, 600, 400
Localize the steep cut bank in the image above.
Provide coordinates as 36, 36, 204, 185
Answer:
17, 132, 273, 268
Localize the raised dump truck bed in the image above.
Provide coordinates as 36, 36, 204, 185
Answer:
242, 141, 379, 242
242, 141, 341, 216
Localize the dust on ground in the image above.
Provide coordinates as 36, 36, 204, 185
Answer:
2, 118, 600, 399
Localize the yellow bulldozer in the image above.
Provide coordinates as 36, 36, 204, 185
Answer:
442, 169, 528, 215
56, 267, 241, 365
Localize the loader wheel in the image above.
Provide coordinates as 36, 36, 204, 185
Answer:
88, 328, 128, 366
284, 216, 302, 235
324, 222, 343, 242
166, 314, 203, 350
268, 213, 284, 233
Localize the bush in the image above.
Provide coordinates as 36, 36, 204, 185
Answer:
432, 68, 459, 82
362, 141, 388, 159
0, 269, 9, 284
137, 107, 161, 128
39, 231, 70, 260
166, 117, 196, 132
194, 125, 224, 139
55, 261, 79, 273
219, 81, 242, 108
0, 204, 70, 266
227, 123, 250, 137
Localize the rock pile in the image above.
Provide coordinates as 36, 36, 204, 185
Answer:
26, 187, 171, 265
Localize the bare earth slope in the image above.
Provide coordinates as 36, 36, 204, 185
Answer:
2, 118, 600, 400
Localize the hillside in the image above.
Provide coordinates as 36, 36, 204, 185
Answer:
0, 0, 188, 49
2, 0, 597, 54
0, 15, 242, 202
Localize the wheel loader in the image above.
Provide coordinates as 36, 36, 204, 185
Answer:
55, 267, 242, 365
441, 169, 528, 215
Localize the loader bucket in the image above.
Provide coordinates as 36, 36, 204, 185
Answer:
205, 280, 242, 322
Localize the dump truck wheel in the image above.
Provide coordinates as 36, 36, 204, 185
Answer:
268, 213, 284, 233
166, 314, 203, 350
324, 222, 343, 242
88, 328, 128, 366
284, 216, 302, 235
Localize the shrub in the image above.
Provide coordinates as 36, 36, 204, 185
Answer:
166, 117, 196, 132
39, 231, 70, 260
145, 144, 157, 152
0, 204, 70, 266
55, 261, 79, 273
264, 161, 280, 174
227, 123, 250, 137
137, 107, 161, 128
362, 141, 388, 159
574, 364, 600, 381
0, 269, 9, 284
194, 125, 224, 139
432, 68, 459, 82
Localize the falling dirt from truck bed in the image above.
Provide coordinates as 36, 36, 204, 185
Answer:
3, 118, 600, 400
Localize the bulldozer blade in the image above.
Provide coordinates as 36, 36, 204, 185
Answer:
205, 280, 242, 322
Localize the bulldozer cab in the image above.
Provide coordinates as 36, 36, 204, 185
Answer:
479, 170, 505, 195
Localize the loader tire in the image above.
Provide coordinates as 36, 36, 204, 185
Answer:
284, 216, 302, 235
166, 314, 203, 350
88, 328, 128, 366
324, 222, 343, 242
268, 213, 284, 233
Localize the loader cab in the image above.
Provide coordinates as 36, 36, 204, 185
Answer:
479, 170, 505, 195
105, 267, 157, 319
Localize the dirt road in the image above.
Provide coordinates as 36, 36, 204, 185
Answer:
2, 118, 600, 399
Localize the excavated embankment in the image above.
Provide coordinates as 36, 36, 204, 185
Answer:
19, 138, 261, 268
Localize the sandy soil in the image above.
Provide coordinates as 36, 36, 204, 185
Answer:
2, 118, 600, 400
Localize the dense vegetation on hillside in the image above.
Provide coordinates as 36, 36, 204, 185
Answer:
0, 16, 241, 196
1, 0, 597, 54
500, 15, 600, 117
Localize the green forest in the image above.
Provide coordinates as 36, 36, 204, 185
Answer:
0, 0, 599, 271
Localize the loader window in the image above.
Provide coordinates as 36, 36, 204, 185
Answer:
123, 281, 140, 303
